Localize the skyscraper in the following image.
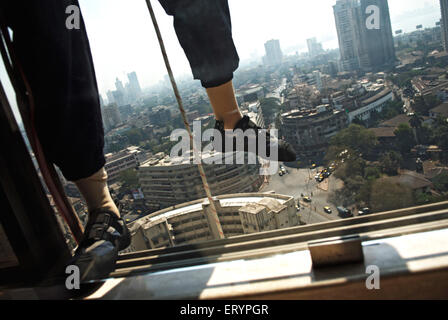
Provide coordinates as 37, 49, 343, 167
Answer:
127, 72, 142, 95
103, 103, 122, 131
359, 0, 396, 69
333, 0, 396, 71
307, 38, 324, 57
441, 0, 448, 51
106, 90, 115, 105
333, 0, 363, 71
263, 39, 283, 66
115, 78, 125, 93
126, 72, 142, 103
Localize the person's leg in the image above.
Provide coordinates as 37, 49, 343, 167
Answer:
3, 0, 129, 280
5, 0, 119, 217
160, 0, 296, 161
205, 80, 242, 130
159, 0, 241, 123
74, 168, 120, 218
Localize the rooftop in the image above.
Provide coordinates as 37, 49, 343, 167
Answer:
430, 103, 448, 118
361, 88, 392, 106
129, 193, 292, 229
379, 114, 412, 128
384, 170, 433, 191
369, 127, 396, 138
139, 150, 237, 168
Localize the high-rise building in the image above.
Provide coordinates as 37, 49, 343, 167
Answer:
313, 70, 323, 90
106, 90, 115, 105
333, 0, 396, 71
333, 0, 363, 71
103, 103, 122, 131
112, 90, 125, 107
359, 0, 396, 69
307, 38, 324, 57
127, 72, 142, 96
115, 78, 125, 93
263, 39, 283, 66
441, 0, 448, 51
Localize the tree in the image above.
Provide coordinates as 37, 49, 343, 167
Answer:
380, 151, 402, 176
433, 172, 448, 193
364, 166, 381, 181
409, 113, 424, 144
370, 179, 414, 212
333, 156, 366, 180
119, 169, 140, 191
259, 97, 281, 124
330, 124, 378, 157
124, 128, 145, 146
394, 123, 416, 154
413, 95, 440, 116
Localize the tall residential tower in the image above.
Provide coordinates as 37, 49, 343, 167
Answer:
333, 0, 396, 72
441, 0, 448, 51
263, 39, 283, 66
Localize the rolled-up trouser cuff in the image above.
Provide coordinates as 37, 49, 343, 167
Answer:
201, 73, 234, 89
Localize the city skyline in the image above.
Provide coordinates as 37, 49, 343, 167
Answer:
77, 0, 442, 97
0, 0, 443, 108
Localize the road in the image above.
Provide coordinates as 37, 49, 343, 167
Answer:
267, 78, 287, 104
260, 164, 344, 225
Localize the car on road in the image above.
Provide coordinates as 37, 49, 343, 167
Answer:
337, 207, 353, 218
303, 196, 312, 203
316, 175, 324, 183
280, 165, 287, 174
358, 207, 371, 216
310, 163, 317, 169
324, 206, 332, 214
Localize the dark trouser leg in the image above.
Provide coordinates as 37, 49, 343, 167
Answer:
1, 0, 105, 181
158, 0, 240, 88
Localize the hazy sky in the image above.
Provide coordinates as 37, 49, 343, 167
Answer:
0, 0, 443, 105
77, 0, 442, 97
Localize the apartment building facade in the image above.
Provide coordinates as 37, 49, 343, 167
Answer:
123, 193, 298, 253
138, 152, 264, 209
281, 105, 349, 158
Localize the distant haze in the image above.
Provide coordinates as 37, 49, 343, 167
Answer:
0, 0, 443, 104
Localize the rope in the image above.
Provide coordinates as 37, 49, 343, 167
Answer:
145, 0, 225, 239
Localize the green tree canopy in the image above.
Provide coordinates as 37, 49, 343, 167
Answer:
119, 169, 140, 191
259, 97, 281, 124
329, 124, 378, 157
380, 151, 402, 176
370, 179, 414, 212
394, 123, 416, 154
